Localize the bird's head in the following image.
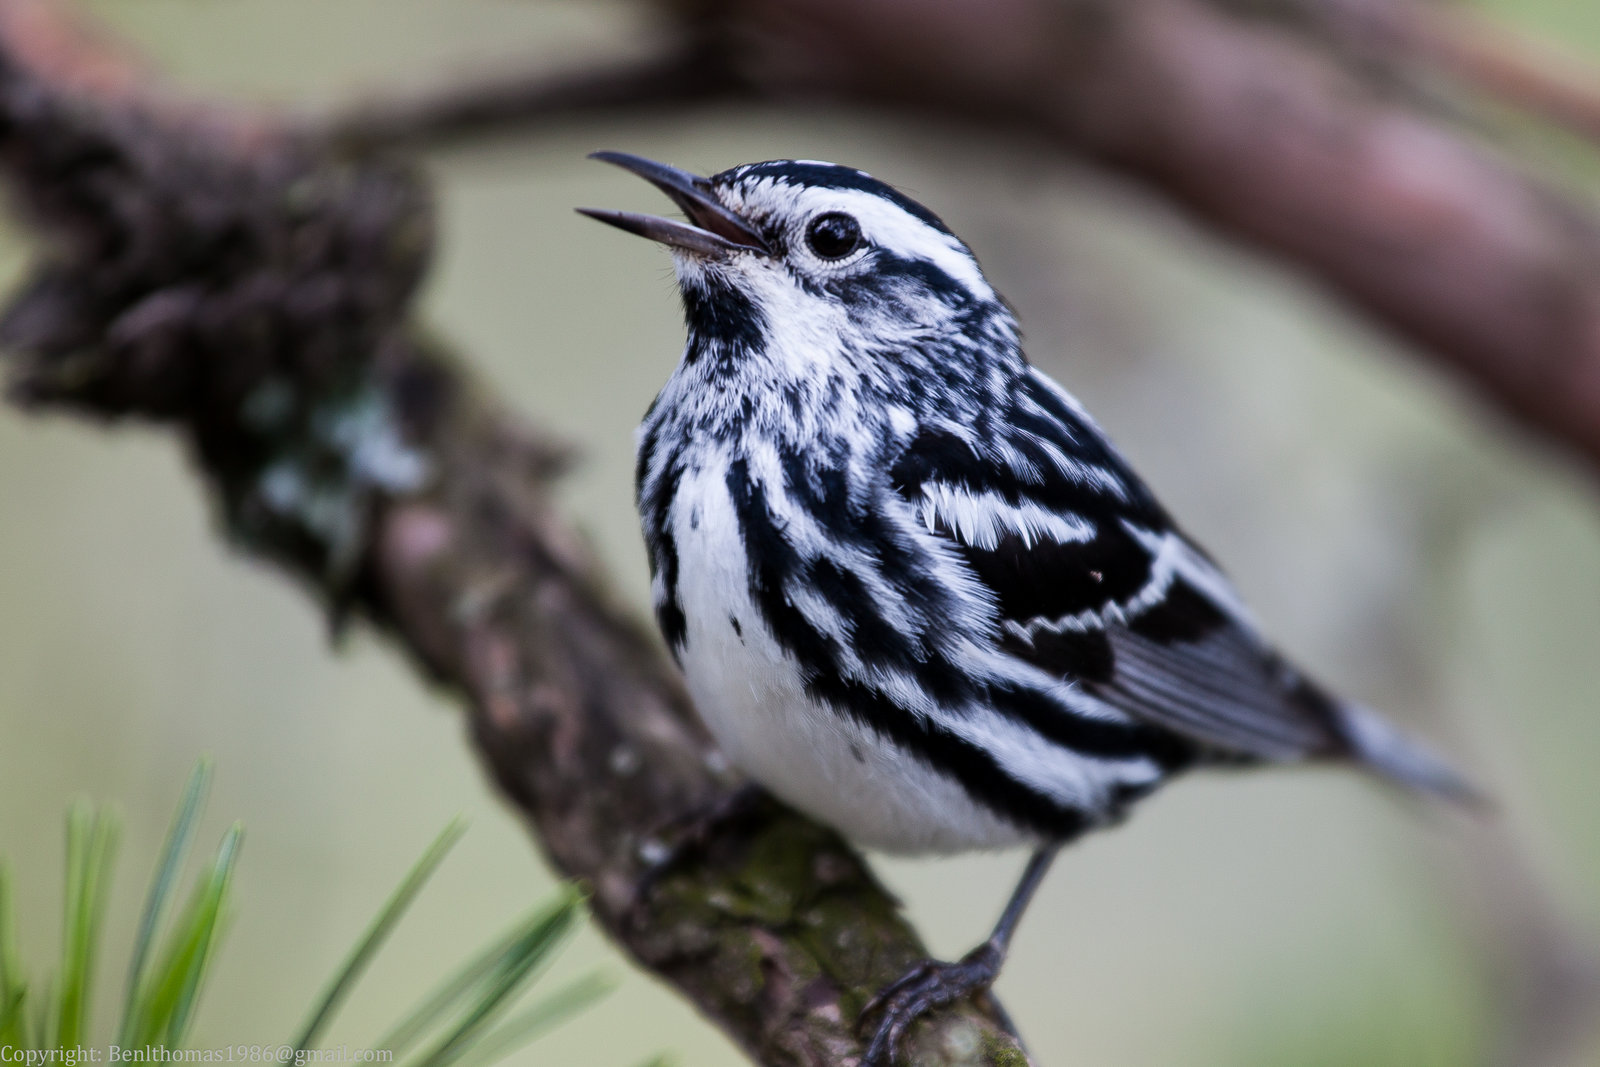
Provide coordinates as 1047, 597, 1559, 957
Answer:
580, 153, 1017, 390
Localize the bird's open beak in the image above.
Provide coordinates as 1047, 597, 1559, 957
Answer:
578, 151, 770, 257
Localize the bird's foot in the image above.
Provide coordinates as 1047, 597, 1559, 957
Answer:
627, 781, 769, 918
859, 941, 1004, 1066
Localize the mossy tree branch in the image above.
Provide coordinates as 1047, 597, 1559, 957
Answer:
0, 1, 1025, 1064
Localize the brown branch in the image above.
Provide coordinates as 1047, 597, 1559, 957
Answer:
1416, 3, 1600, 142
1247, 0, 1600, 145
0, 1, 1027, 1064
315, 38, 752, 152
324, 0, 1600, 481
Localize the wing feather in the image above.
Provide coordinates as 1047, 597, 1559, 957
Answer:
894, 368, 1354, 766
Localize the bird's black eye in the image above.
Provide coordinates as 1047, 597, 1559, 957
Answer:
805, 212, 862, 259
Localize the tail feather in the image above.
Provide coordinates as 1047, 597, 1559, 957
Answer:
1334, 702, 1485, 808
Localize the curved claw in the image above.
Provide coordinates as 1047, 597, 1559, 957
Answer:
858, 943, 1005, 1066
858, 960, 938, 1029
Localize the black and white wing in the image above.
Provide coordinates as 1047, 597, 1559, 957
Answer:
892, 367, 1472, 800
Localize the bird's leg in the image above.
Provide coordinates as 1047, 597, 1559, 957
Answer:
860, 843, 1060, 1066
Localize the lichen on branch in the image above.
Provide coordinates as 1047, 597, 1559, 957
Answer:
0, 3, 1027, 1064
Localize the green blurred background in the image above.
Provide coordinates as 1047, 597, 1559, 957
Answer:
2, 1, 1599, 1064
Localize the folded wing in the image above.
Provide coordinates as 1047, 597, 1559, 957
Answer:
892, 367, 1474, 801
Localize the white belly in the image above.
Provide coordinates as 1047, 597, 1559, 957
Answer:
669, 464, 1031, 855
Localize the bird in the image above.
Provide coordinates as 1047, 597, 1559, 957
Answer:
579, 151, 1474, 1064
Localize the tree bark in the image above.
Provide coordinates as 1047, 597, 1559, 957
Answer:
0, 1, 1026, 1064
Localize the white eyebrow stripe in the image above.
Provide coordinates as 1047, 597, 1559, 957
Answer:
732, 179, 993, 300
818, 188, 988, 293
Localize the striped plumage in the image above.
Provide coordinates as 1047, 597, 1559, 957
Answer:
584, 153, 1470, 1061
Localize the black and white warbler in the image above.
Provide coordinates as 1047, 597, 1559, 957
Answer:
580, 152, 1474, 1063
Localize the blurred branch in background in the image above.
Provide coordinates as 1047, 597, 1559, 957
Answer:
322, 0, 1600, 483
1251, 0, 1600, 142
1467, 822, 1600, 1067
319, 39, 751, 152
3, 0, 1600, 1064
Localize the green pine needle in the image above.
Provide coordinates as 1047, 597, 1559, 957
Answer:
292, 818, 467, 1054
0, 860, 28, 1048
406, 890, 585, 1067
0, 991, 26, 1052
374, 886, 587, 1062
370, 918, 533, 1060
120, 760, 212, 1047
34, 975, 55, 1052
162, 823, 241, 1047
2, 773, 626, 1067
447, 972, 615, 1067
55, 801, 120, 1050
125, 823, 243, 1049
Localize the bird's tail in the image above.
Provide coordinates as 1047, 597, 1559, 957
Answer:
1333, 701, 1485, 808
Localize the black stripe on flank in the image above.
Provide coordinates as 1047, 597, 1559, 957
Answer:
801, 554, 977, 709
804, 556, 917, 664
655, 577, 687, 662
726, 456, 1090, 840
779, 446, 851, 532
777, 444, 945, 621
727, 457, 836, 676
815, 672, 1093, 841
986, 675, 1196, 771
776, 445, 980, 707
636, 423, 687, 659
